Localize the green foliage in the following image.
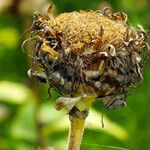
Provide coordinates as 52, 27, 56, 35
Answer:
0, 0, 150, 150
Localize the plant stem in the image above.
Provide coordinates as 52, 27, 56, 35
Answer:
67, 116, 86, 150
66, 96, 96, 150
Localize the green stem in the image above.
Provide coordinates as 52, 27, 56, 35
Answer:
66, 96, 96, 150
66, 116, 86, 150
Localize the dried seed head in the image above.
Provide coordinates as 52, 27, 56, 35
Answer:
27, 6, 149, 109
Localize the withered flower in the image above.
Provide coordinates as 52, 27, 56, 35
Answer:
26, 5, 149, 150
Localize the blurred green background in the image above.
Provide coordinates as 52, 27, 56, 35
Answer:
0, 0, 150, 150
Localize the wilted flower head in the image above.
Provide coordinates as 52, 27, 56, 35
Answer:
27, 6, 149, 109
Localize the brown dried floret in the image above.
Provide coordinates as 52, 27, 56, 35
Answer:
27, 6, 149, 109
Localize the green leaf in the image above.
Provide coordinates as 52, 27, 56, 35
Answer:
0, 27, 18, 49
87, 110, 128, 141
0, 81, 32, 105
11, 101, 37, 142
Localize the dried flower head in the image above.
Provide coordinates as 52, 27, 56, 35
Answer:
26, 6, 149, 109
